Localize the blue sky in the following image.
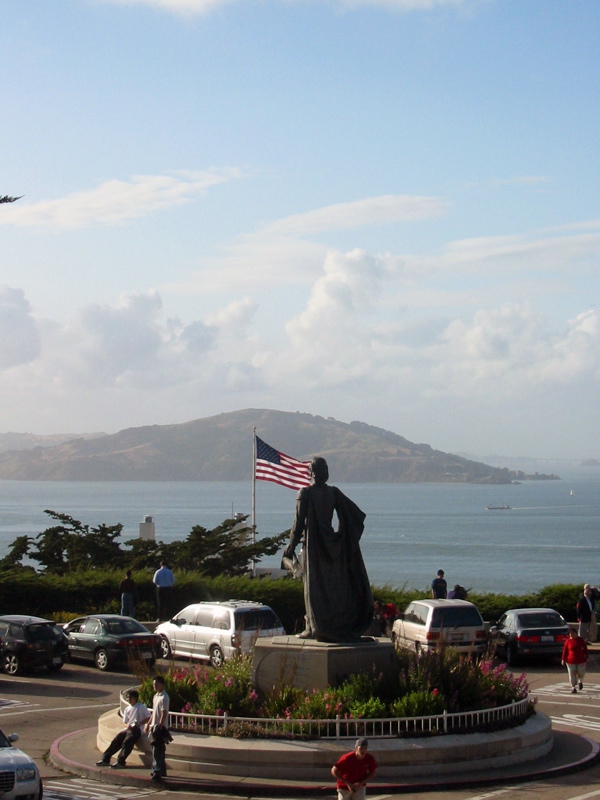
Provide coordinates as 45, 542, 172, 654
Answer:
1, 0, 599, 459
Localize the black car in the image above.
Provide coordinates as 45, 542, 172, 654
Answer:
0, 615, 69, 675
490, 607, 570, 665
63, 615, 161, 671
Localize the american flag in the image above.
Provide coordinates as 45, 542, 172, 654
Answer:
255, 436, 311, 491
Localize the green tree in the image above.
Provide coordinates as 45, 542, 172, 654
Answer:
27, 510, 124, 574
4, 510, 288, 577
123, 515, 287, 576
0, 535, 34, 571
161, 516, 288, 576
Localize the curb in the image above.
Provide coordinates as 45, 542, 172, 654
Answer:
50, 727, 600, 796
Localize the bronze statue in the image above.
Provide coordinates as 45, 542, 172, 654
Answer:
282, 456, 373, 642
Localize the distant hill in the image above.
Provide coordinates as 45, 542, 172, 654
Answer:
0, 409, 516, 483
0, 431, 106, 453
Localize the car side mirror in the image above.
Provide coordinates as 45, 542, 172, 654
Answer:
8, 734, 18, 743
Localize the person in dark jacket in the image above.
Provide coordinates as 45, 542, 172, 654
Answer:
577, 586, 596, 642
119, 570, 137, 618
431, 570, 447, 599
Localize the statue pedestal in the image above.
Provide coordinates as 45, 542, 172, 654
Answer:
252, 635, 397, 693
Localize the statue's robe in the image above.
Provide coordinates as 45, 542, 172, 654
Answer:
289, 483, 373, 642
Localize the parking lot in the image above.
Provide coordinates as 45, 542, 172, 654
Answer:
1, 654, 600, 800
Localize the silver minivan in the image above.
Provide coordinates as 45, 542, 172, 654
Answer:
155, 600, 285, 668
391, 599, 488, 656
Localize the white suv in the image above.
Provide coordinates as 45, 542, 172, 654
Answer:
155, 600, 285, 668
391, 599, 488, 656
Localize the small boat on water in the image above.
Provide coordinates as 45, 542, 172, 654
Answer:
486, 504, 511, 510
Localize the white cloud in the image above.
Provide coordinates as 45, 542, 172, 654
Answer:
490, 176, 552, 187
262, 195, 448, 236
0, 287, 41, 370
1, 224, 598, 444
0, 169, 241, 230
96, 0, 473, 13
163, 193, 447, 296
97, 0, 235, 14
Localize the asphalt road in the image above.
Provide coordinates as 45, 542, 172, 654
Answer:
1, 655, 600, 800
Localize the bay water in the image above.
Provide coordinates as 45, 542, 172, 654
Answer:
0, 469, 598, 595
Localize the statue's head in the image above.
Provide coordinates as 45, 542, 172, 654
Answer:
311, 456, 329, 485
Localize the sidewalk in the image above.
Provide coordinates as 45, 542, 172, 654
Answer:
51, 725, 600, 797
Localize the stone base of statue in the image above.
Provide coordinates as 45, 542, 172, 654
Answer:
252, 635, 397, 694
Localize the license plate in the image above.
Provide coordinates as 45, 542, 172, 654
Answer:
142, 651, 151, 658
449, 634, 464, 641
541, 636, 554, 642
53, 657, 62, 664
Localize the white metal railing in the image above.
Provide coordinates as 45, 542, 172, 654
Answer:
166, 695, 531, 739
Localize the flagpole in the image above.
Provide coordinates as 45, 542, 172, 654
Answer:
251, 427, 257, 578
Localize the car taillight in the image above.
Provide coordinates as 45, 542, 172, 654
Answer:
556, 634, 568, 642
426, 631, 440, 641
475, 630, 487, 639
516, 634, 541, 643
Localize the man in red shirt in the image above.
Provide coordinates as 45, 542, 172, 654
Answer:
331, 737, 378, 800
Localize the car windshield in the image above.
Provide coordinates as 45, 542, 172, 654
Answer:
234, 609, 281, 631
517, 613, 564, 628
27, 623, 62, 642
431, 607, 483, 628
106, 619, 147, 635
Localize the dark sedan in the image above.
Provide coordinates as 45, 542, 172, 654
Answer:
490, 607, 570, 665
0, 615, 69, 675
63, 615, 161, 671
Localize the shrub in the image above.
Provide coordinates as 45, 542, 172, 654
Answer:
390, 689, 445, 718
155, 643, 529, 733
348, 697, 387, 719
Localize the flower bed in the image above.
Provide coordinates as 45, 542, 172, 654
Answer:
137, 646, 531, 740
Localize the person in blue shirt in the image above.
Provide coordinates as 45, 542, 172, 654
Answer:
431, 570, 447, 599
153, 562, 175, 621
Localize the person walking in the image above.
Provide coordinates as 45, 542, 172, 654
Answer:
331, 737, 378, 800
562, 627, 589, 694
119, 570, 137, 618
431, 570, 447, 599
152, 562, 175, 622
96, 689, 149, 768
577, 585, 596, 642
145, 675, 172, 781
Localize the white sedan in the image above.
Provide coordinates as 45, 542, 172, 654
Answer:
0, 727, 42, 799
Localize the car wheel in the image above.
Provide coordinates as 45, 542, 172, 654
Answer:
3, 652, 22, 676
94, 648, 110, 670
159, 637, 172, 659
209, 645, 224, 669
37, 778, 43, 800
47, 662, 64, 672
506, 644, 518, 667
